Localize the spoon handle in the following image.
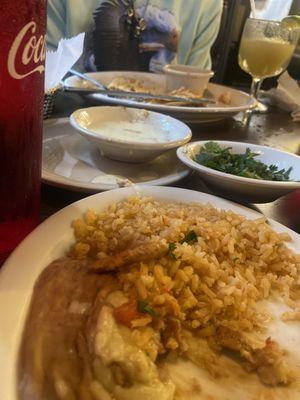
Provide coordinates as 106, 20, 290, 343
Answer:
69, 69, 108, 90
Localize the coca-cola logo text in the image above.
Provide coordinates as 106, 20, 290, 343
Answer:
8, 21, 45, 80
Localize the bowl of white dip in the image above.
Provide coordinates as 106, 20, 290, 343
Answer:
70, 106, 192, 162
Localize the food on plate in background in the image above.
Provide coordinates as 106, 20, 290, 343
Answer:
107, 76, 159, 94
170, 86, 203, 98
107, 76, 232, 106
218, 90, 232, 105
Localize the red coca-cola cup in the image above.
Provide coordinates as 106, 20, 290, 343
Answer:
0, 0, 47, 263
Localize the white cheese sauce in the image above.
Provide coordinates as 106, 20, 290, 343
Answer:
90, 120, 174, 144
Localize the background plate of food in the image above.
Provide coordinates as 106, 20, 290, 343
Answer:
63, 71, 255, 124
1, 186, 300, 400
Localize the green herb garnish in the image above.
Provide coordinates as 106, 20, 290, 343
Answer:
137, 300, 158, 317
168, 242, 178, 259
168, 231, 198, 260
194, 142, 293, 181
182, 230, 198, 244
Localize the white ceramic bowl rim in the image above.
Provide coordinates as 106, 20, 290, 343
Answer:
70, 107, 192, 150
177, 140, 300, 188
163, 64, 214, 77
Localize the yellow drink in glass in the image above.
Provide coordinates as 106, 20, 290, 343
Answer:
239, 38, 295, 79
238, 18, 299, 113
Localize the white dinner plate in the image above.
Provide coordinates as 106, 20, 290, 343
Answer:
63, 71, 255, 124
42, 118, 190, 192
0, 186, 299, 400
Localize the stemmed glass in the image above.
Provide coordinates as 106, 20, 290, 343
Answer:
238, 18, 299, 112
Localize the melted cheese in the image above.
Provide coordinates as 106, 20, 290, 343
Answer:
94, 306, 175, 400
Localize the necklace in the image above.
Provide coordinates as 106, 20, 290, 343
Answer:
126, 0, 149, 38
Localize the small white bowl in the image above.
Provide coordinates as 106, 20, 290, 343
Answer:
70, 106, 192, 163
177, 141, 300, 203
163, 64, 214, 96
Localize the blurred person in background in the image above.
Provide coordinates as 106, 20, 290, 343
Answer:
47, 0, 223, 73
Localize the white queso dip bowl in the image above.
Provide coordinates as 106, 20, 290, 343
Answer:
70, 106, 192, 163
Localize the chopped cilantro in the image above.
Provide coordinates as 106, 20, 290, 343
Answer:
137, 300, 158, 317
169, 242, 176, 251
182, 230, 198, 244
194, 141, 293, 181
168, 231, 197, 260
168, 242, 178, 259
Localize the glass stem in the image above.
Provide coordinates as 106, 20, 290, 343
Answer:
250, 78, 262, 102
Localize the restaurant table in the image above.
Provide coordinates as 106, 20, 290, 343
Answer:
42, 100, 300, 233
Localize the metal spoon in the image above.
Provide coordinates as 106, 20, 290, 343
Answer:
69, 68, 108, 90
